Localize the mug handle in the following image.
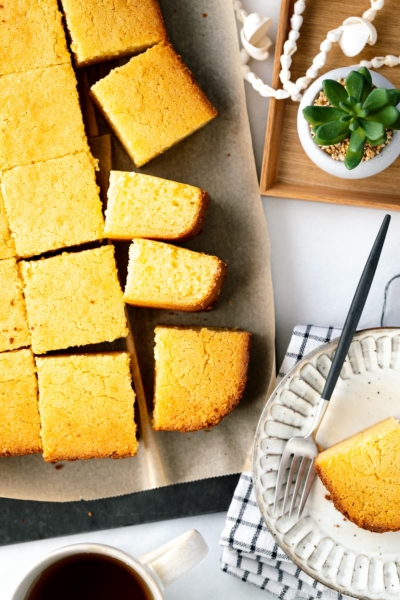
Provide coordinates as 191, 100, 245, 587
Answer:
139, 529, 208, 589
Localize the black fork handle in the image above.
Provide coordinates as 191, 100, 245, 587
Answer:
322, 214, 391, 401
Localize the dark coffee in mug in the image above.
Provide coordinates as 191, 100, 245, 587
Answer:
26, 553, 153, 600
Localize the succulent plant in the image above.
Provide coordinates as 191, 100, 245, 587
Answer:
302, 67, 400, 170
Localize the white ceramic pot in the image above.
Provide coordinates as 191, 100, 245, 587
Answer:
297, 66, 400, 179
12, 529, 208, 600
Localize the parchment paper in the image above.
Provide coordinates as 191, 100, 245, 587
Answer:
0, 0, 275, 501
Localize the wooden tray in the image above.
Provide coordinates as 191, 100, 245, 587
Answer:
260, 0, 400, 210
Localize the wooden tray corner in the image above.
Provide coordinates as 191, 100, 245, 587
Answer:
260, 0, 400, 211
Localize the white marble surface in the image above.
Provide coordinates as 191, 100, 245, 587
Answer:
4, 1, 400, 597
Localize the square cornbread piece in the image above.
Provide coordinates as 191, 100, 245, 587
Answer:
0, 64, 90, 171
105, 171, 209, 241
153, 327, 251, 432
0, 0, 70, 77
91, 43, 217, 167
0, 350, 41, 456
124, 239, 226, 311
37, 353, 138, 461
2, 153, 105, 258
60, 0, 167, 67
0, 258, 30, 353
0, 191, 15, 260
20, 246, 128, 354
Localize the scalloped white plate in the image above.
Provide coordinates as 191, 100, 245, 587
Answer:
253, 328, 400, 600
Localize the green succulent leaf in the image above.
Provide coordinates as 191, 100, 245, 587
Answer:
357, 67, 372, 87
357, 67, 373, 101
349, 119, 359, 131
340, 114, 352, 122
366, 105, 400, 126
302, 106, 347, 125
359, 119, 385, 141
349, 127, 367, 152
362, 88, 390, 112
322, 79, 348, 108
339, 101, 351, 113
390, 114, 400, 130
388, 89, 400, 106
313, 120, 350, 145
367, 133, 387, 146
345, 71, 365, 102
345, 147, 364, 170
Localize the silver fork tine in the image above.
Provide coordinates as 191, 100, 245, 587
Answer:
271, 215, 390, 524
289, 456, 308, 518
282, 455, 300, 516
297, 459, 317, 519
273, 449, 292, 516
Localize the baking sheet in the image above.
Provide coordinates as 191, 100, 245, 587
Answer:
0, 0, 275, 501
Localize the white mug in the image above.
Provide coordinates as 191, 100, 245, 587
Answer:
12, 529, 208, 599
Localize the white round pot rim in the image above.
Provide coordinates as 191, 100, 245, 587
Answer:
297, 65, 400, 180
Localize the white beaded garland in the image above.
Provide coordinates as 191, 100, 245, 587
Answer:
233, 0, 390, 102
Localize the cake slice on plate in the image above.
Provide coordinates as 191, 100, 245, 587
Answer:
315, 417, 400, 532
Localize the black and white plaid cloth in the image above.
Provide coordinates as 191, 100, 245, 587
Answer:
220, 325, 354, 599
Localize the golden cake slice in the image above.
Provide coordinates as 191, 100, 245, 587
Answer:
105, 171, 209, 241
0, 258, 30, 353
90, 43, 217, 167
0, 349, 41, 456
124, 239, 226, 311
315, 417, 400, 532
2, 153, 104, 258
60, 0, 167, 66
0, 191, 15, 260
0, 0, 70, 76
153, 326, 251, 432
20, 245, 128, 354
36, 353, 138, 461
0, 64, 90, 170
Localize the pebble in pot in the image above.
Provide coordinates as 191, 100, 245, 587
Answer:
297, 66, 400, 179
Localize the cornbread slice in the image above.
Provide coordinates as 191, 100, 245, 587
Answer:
0, 350, 41, 456
0, 0, 70, 76
36, 353, 138, 461
124, 239, 226, 311
0, 258, 30, 353
20, 246, 128, 354
0, 64, 89, 171
90, 43, 217, 167
153, 327, 251, 432
60, 0, 167, 67
105, 171, 209, 241
0, 191, 15, 260
315, 417, 400, 532
2, 153, 105, 258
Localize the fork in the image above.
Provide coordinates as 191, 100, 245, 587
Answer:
273, 213, 391, 520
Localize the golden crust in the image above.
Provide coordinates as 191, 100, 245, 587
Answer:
177, 191, 210, 241
104, 171, 209, 242
0, 349, 41, 456
124, 239, 227, 312
315, 417, 400, 533
36, 352, 138, 462
20, 246, 128, 354
153, 326, 251, 432
0, 64, 89, 171
61, 0, 167, 67
90, 42, 217, 167
314, 463, 392, 533
2, 153, 104, 258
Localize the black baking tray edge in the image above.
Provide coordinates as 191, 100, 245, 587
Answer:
0, 474, 240, 546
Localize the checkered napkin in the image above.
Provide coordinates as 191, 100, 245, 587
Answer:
220, 325, 354, 599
